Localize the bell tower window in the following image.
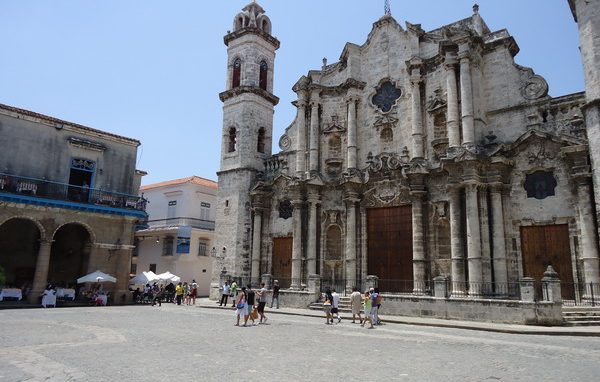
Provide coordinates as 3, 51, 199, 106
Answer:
257, 127, 266, 153
232, 59, 241, 88
228, 127, 237, 153
259, 61, 268, 91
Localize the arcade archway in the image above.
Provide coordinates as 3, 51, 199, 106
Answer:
48, 223, 92, 287
0, 218, 41, 288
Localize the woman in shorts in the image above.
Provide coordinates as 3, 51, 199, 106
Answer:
235, 287, 248, 326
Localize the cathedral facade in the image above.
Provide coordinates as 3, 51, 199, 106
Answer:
212, 2, 600, 303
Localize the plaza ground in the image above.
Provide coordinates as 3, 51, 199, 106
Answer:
0, 304, 599, 381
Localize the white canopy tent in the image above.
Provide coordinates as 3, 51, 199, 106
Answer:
129, 271, 160, 285
156, 271, 181, 283
77, 270, 117, 284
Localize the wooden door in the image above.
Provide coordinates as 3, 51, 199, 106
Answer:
520, 224, 574, 299
272, 237, 293, 289
367, 206, 413, 292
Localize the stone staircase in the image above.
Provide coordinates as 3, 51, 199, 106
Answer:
309, 296, 352, 312
562, 307, 600, 326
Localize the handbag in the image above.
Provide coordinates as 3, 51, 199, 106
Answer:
236, 302, 245, 309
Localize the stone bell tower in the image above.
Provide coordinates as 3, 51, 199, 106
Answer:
211, 1, 279, 295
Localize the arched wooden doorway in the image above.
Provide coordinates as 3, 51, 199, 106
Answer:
0, 218, 41, 288
49, 223, 92, 287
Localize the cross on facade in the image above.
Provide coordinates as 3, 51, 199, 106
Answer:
384, 0, 391, 16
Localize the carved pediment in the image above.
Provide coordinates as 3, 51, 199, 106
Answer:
323, 115, 346, 134
427, 88, 447, 112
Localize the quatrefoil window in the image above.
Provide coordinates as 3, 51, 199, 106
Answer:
372, 81, 402, 113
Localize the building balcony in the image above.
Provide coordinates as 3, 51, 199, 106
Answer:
143, 217, 215, 231
0, 172, 147, 217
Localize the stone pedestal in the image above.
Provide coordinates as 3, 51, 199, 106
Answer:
308, 274, 321, 302
365, 275, 379, 292
519, 277, 535, 303
434, 276, 449, 298
541, 266, 562, 303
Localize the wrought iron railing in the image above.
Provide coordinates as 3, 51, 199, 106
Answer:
145, 217, 215, 231
561, 282, 600, 307
0, 172, 146, 211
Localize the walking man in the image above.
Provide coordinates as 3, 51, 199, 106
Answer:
270, 280, 280, 309
230, 280, 238, 308
219, 280, 230, 306
256, 283, 268, 324
331, 288, 341, 323
350, 287, 363, 324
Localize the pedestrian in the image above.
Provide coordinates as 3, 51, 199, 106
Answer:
256, 282, 268, 324
230, 280, 238, 308
183, 282, 190, 305
152, 285, 164, 307
270, 280, 280, 308
323, 288, 333, 324
331, 288, 341, 323
219, 280, 231, 306
361, 290, 374, 329
190, 279, 198, 305
350, 287, 363, 324
371, 287, 381, 325
244, 284, 257, 326
235, 287, 248, 326
175, 282, 184, 305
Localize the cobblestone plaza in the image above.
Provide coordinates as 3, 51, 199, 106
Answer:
0, 305, 598, 381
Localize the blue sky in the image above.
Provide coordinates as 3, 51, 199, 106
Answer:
0, 1, 582, 186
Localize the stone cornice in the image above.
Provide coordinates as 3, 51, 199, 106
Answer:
223, 27, 280, 49
293, 78, 366, 96
219, 86, 279, 106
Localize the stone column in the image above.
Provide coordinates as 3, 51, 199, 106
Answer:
410, 65, 424, 158
29, 239, 53, 303
412, 192, 426, 294
344, 193, 359, 292
306, 195, 320, 276
251, 207, 263, 285
291, 199, 304, 289
309, 93, 320, 174
490, 184, 508, 294
465, 183, 482, 295
115, 247, 133, 304
295, 99, 307, 178
346, 97, 358, 169
445, 52, 460, 148
449, 186, 466, 296
459, 48, 475, 145
478, 185, 492, 292
576, 178, 600, 288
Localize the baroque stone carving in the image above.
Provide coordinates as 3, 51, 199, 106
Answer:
521, 75, 548, 100
527, 141, 556, 165
278, 199, 293, 219
323, 115, 346, 134
366, 152, 403, 173
278, 134, 291, 151
362, 180, 411, 207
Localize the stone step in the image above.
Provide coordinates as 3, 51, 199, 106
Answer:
563, 312, 600, 318
564, 320, 600, 326
563, 315, 600, 321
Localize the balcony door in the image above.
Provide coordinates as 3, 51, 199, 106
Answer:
68, 158, 94, 202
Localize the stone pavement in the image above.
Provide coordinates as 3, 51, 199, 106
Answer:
197, 298, 600, 337
1, 304, 599, 381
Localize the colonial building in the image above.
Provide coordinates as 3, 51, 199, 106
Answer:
0, 103, 146, 303
213, 2, 600, 304
134, 176, 216, 296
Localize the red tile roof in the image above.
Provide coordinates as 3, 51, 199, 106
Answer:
141, 176, 217, 191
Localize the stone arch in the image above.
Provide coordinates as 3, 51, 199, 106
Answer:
51, 221, 96, 244
48, 222, 95, 287
0, 215, 47, 241
0, 216, 44, 287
